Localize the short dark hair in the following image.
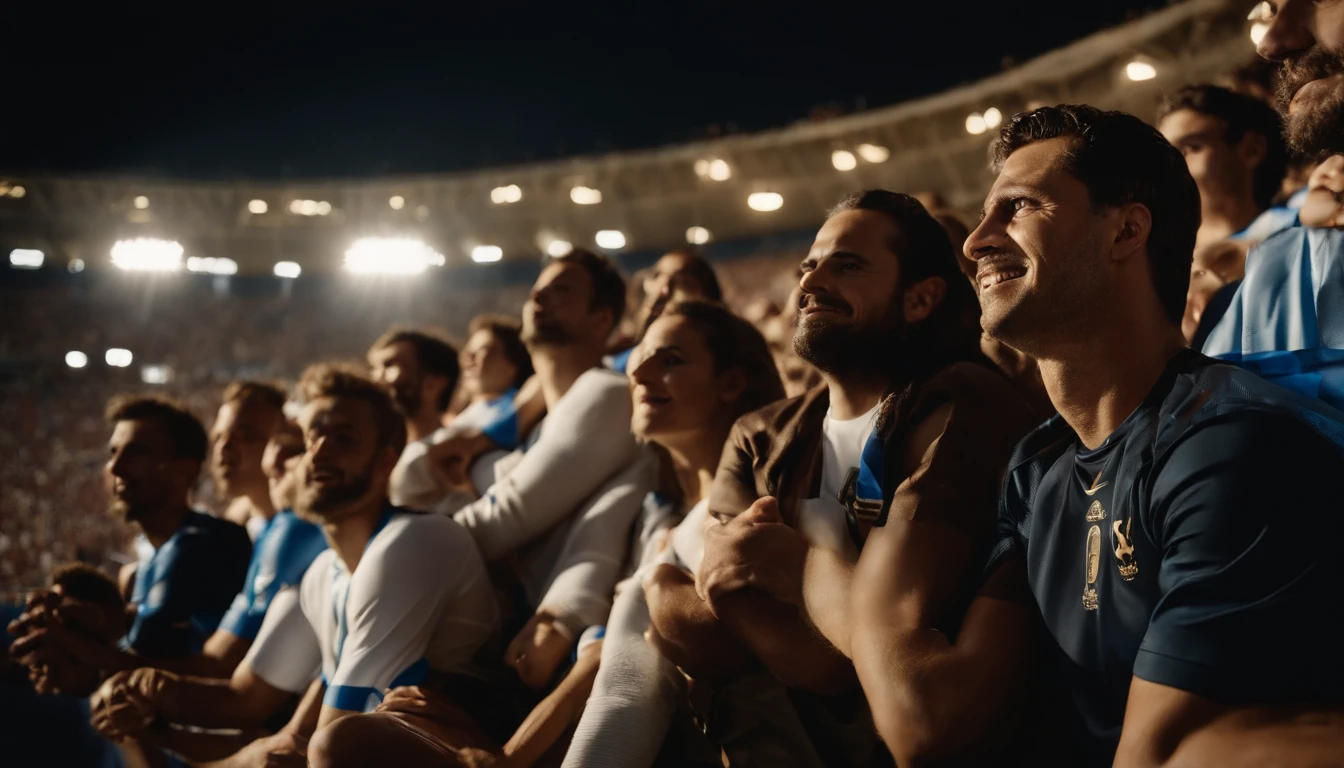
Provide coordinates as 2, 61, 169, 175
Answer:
553, 248, 627, 331
660, 300, 785, 416
222, 380, 287, 413
467, 314, 534, 390
830, 190, 983, 376
661, 250, 724, 303
298, 364, 407, 456
992, 105, 1200, 325
369, 328, 460, 412
1159, 84, 1288, 209
105, 395, 208, 462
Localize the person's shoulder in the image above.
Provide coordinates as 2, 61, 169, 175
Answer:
922, 361, 1036, 416
381, 509, 478, 555
181, 510, 252, 550
562, 368, 633, 414
732, 386, 823, 438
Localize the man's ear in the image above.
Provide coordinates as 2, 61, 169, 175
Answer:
903, 276, 947, 323
1112, 203, 1153, 264
1236, 130, 1269, 173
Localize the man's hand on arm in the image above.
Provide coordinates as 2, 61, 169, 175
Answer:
643, 563, 753, 681
505, 611, 575, 690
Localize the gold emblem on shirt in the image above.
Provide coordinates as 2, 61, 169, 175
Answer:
1083, 524, 1101, 610
1085, 500, 1106, 522
1113, 517, 1138, 581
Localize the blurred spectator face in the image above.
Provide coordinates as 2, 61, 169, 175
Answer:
104, 419, 189, 523
263, 421, 305, 513
210, 399, 277, 501
1299, 154, 1344, 227
966, 138, 1112, 346
369, 340, 430, 417
1160, 108, 1264, 215
460, 329, 518, 399
638, 253, 711, 330
1181, 239, 1250, 342
295, 397, 388, 523
523, 261, 598, 346
1261, 0, 1344, 158
628, 314, 738, 443
792, 209, 907, 375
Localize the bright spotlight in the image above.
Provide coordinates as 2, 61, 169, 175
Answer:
708, 159, 731, 181
1250, 22, 1269, 45
315, 201, 332, 216
68, 259, 85, 274
831, 150, 858, 171
133, 196, 150, 210
105, 348, 133, 368
186, 256, 238, 275
247, 199, 269, 214
595, 230, 626, 250
472, 245, 504, 263
856, 143, 890, 163
686, 226, 712, 245
1126, 60, 1157, 81
344, 238, 445, 275
694, 159, 710, 177
289, 200, 304, 214
140, 365, 173, 385
747, 192, 784, 212
65, 351, 87, 369
273, 261, 302, 279
983, 108, 1003, 129
389, 195, 405, 210
8, 185, 25, 198
9, 249, 44, 269
546, 240, 573, 258
111, 238, 184, 272
490, 185, 522, 204
570, 186, 602, 205
965, 113, 988, 135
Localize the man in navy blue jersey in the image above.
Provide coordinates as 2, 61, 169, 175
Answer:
966, 104, 1344, 768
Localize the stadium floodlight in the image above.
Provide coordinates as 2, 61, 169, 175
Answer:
133, 196, 150, 210
686, 226, 712, 245
8, 185, 25, 198
315, 201, 332, 216
747, 192, 784, 212
570, 186, 602, 205
694, 159, 710, 177
965, 112, 988, 135
111, 238, 184, 272
141, 365, 173, 385
389, 195, 405, 210
68, 259, 85, 274
9, 249, 44, 269
274, 261, 302, 279
708, 159, 731, 181
856, 143, 890, 163
344, 237, 445, 275
595, 230, 626, 250
65, 351, 87, 369
105, 348, 133, 368
472, 245, 504, 263
490, 185, 522, 204
831, 150, 858, 172
186, 256, 238, 275
546, 239, 573, 258
1125, 60, 1157, 81
247, 199, 269, 214
983, 108, 1003, 129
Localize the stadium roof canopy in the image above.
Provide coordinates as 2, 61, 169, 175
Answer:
0, 0, 1259, 277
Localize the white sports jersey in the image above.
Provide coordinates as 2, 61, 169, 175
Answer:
243, 509, 498, 713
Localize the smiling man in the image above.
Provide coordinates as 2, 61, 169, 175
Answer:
1259, 0, 1344, 160
968, 104, 1344, 768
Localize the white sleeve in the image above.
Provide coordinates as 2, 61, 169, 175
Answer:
453, 371, 637, 561
561, 562, 682, 768
240, 587, 321, 694
536, 448, 657, 637
324, 517, 486, 713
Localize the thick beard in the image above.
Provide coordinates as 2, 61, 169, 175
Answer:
297, 460, 376, 521
522, 318, 574, 347
792, 305, 906, 377
1274, 46, 1344, 160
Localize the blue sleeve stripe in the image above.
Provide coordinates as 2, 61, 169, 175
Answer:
481, 410, 520, 450
216, 605, 266, 640
324, 684, 383, 712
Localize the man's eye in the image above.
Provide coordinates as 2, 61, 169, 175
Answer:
1012, 199, 1033, 215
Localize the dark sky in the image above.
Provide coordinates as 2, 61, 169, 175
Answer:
4, 1, 1159, 180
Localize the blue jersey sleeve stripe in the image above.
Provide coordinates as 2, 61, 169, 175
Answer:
324, 684, 383, 712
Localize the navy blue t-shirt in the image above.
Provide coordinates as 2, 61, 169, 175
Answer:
124, 510, 253, 658
993, 352, 1344, 765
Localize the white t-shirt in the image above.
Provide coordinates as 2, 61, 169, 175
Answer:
242, 511, 498, 713
802, 403, 878, 560
390, 398, 513, 512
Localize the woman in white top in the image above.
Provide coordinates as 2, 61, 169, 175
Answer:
375, 300, 784, 766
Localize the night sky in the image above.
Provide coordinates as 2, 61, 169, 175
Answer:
4, 1, 1160, 179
